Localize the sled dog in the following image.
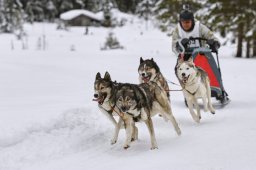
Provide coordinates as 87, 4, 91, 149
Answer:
138, 57, 170, 100
93, 72, 138, 144
115, 82, 181, 149
176, 57, 215, 123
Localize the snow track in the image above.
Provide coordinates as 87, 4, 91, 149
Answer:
0, 20, 256, 170
0, 107, 112, 169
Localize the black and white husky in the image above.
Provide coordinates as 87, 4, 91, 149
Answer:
176, 57, 215, 123
138, 57, 170, 100
93, 72, 138, 145
115, 82, 181, 149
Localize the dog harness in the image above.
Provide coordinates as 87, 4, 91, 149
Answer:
152, 73, 170, 96
126, 111, 142, 122
183, 72, 201, 95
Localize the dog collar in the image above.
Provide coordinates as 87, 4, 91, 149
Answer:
126, 111, 141, 122
184, 85, 200, 96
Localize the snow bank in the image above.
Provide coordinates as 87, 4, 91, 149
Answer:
0, 106, 112, 169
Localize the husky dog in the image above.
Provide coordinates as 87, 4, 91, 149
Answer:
93, 72, 138, 144
115, 82, 181, 149
138, 57, 170, 100
176, 57, 215, 123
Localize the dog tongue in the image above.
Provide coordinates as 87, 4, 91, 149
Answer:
93, 97, 104, 105
92, 98, 100, 102
182, 75, 189, 83
143, 77, 150, 83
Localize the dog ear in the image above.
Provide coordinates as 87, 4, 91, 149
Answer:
104, 71, 111, 81
187, 57, 195, 67
177, 56, 184, 64
151, 58, 154, 61
187, 57, 193, 63
187, 57, 194, 65
140, 57, 144, 64
96, 72, 101, 80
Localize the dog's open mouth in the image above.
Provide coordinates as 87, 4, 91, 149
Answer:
142, 75, 151, 83
182, 75, 190, 84
93, 94, 107, 105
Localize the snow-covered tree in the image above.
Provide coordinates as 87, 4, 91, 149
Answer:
25, 0, 44, 22
101, 32, 123, 50
102, 0, 116, 27
155, 0, 202, 31
198, 0, 256, 58
0, 0, 24, 33
59, 0, 73, 14
136, 0, 157, 20
45, 0, 57, 22
115, 0, 141, 13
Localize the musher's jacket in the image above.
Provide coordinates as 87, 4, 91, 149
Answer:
172, 20, 220, 55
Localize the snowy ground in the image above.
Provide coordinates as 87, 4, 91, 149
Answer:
0, 18, 256, 170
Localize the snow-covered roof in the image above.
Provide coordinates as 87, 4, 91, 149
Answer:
60, 9, 103, 21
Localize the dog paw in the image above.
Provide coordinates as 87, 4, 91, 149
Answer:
177, 129, 182, 136
131, 136, 138, 142
151, 146, 158, 150
111, 140, 117, 145
123, 145, 130, 149
194, 118, 200, 123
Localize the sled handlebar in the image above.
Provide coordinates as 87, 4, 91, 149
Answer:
177, 37, 218, 54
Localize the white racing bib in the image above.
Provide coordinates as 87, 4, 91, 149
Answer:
178, 21, 200, 48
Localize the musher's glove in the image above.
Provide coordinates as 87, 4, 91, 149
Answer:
176, 38, 190, 53
176, 41, 183, 53
181, 38, 189, 48
207, 39, 220, 52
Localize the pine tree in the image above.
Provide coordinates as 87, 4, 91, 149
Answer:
199, 0, 256, 58
136, 0, 157, 20
25, 0, 44, 22
155, 0, 202, 31
82, 0, 95, 11
100, 0, 118, 27
102, 0, 112, 27
45, 0, 57, 22
0, 0, 24, 33
115, 0, 142, 13
59, 0, 73, 14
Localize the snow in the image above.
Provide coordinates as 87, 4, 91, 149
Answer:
60, 9, 103, 21
0, 16, 256, 170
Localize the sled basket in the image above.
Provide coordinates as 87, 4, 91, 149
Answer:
192, 47, 225, 100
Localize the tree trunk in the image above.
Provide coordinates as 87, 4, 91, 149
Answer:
253, 37, 256, 57
236, 23, 243, 58
246, 39, 251, 58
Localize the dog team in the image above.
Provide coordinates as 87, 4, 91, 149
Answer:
93, 57, 215, 150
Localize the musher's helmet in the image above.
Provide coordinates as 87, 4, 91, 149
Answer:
179, 5, 195, 31
179, 9, 194, 21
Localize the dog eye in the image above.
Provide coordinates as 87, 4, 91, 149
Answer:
100, 86, 105, 90
128, 100, 133, 104
186, 68, 189, 70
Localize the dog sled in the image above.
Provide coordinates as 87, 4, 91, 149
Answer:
177, 37, 230, 106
